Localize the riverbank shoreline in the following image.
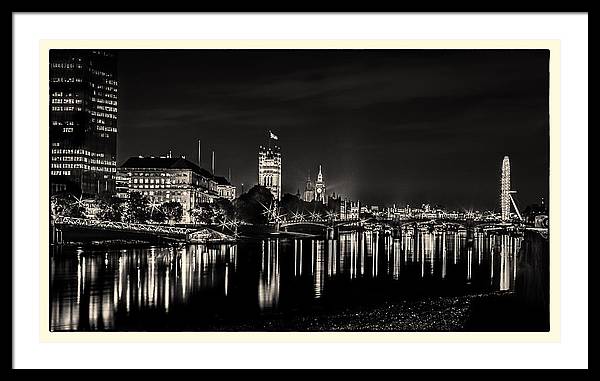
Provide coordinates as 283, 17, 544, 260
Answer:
52, 291, 548, 332
52, 224, 323, 247
202, 291, 547, 332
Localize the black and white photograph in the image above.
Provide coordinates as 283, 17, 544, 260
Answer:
11, 10, 592, 372
47, 48, 552, 333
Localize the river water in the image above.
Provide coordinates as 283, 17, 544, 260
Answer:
50, 230, 528, 331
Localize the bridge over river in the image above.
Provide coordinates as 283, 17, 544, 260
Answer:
52, 213, 547, 245
275, 214, 546, 240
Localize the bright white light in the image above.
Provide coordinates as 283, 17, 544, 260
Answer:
501, 156, 511, 221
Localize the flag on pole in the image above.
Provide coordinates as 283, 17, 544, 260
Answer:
269, 131, 278, 140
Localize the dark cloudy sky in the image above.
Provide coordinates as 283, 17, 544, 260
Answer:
116, 49, 549, 211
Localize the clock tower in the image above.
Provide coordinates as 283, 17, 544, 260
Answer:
314, 165, 326, 204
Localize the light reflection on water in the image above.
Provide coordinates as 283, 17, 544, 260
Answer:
50, 230, 523, 331
258, 239, 280, 311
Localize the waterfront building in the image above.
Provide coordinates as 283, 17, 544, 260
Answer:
446, 211, 460, 219
314, 165, 326, 204
340, 199, 347, 219
50, 50, 118, 196
340, 199, 360, 220
369, 205, 387, 218
119, 156, 219, 223
114, 172, 129, 199
258, 131, 282, 201
214, 176, 236, 201
349, 201, 361, 220
327, 192, 342, 215
303, 175, 315, 202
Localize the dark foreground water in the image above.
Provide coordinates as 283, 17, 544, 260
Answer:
50, 230, 548, 331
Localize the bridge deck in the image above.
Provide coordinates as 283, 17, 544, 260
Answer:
53, 216, 224, 239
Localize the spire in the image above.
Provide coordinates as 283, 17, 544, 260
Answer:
317, 165, 323, 182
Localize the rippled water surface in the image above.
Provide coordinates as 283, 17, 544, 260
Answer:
50, 230, 524, 331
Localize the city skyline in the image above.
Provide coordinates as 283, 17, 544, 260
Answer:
114, 49, 549, 210
46, 47, 553, 336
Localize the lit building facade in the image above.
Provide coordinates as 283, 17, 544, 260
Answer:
119, 156, 219, 223
501, 156, 511, 221
258, 132, 282, 201
50, 50, 118, 196
214, 176, 236, 201
303, 175, 315, 202
114, 172, 130, 199
340, 199, 360, 220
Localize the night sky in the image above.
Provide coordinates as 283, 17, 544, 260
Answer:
117, 49, 549, 211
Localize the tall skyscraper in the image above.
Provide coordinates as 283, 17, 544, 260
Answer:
501, 156, 511, 221
314, 165, 326, 204
49, 50, 118, 196
258, 131, 282, 201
